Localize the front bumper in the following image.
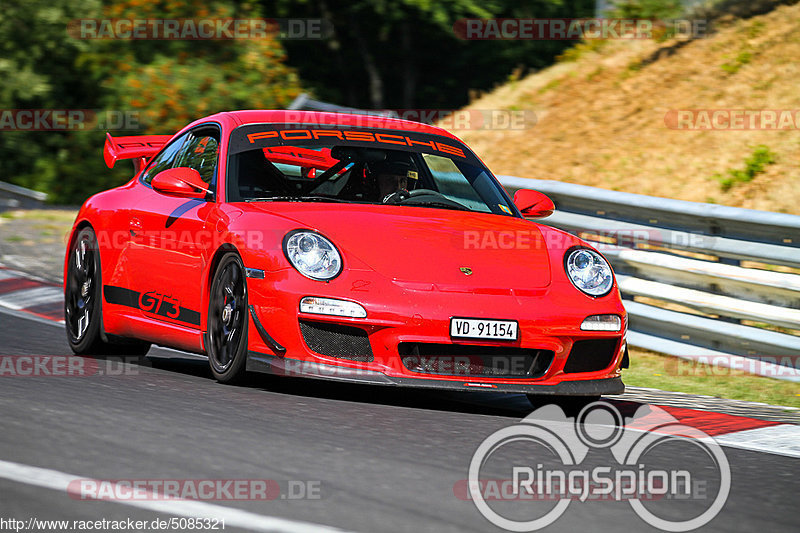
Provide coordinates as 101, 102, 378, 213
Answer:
246, 351, 625, 396
243, 267, 628, 395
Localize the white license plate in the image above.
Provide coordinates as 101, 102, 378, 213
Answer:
450, 318, 518, 340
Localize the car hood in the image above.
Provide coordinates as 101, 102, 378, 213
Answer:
242, 203, 552, 289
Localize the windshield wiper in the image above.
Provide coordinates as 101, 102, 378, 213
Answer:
245, 195, 351, 203
403, 200, 472, 212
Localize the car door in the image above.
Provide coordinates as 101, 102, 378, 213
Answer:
126, 126, 220, 330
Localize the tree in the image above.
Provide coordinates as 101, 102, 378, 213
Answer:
271, 0, 594, 109
94, 0, 303, 133
1, 0, 303, 203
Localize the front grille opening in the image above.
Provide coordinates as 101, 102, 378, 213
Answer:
563, 338, 619, 373
299, 320, 374, 362
398, 343, 554, 378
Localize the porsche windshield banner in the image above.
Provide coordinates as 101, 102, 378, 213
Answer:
228, 124, 483, 166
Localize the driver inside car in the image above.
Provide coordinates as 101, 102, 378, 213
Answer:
371, 160, 417, 203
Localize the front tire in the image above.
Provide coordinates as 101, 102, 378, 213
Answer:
206, 253, 249, 383
65, 227, 150, 356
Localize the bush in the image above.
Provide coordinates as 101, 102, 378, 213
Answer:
0, 0, 302, 205
714, 145, 776, 191
608, 0, 684, 19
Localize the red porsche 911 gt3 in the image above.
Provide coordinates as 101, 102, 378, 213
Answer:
64, 110, 628, 401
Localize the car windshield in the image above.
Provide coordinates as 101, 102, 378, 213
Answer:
227, 124, 518, 216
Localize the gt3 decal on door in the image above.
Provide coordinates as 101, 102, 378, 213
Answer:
104, 285, 201, 326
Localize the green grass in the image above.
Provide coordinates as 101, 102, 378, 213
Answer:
625, 348, 800, 408
721, 50, 752, 74
4, 236, 24, 243
556, 40, 607, 63
619, 60, 643, 80
538, 78, 561, 94
744, 20, 765, 39
586, 67, 604, 81
714, 145, 776, 191
0, 209, 77, 224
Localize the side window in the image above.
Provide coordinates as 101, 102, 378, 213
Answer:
175, 131, 220, 185
140, 133, 189, 185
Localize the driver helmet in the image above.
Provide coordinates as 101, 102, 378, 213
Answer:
369, 158, 418, 201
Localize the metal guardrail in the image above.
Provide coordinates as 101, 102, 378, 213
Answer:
288, 93, 390, 116
499, 176, 800, 382
0, 181, 47, 209
288, 95, 799, 381
500, 177, 800, 263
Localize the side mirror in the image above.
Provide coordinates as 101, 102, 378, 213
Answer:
513, 189, 554, 218
151, 167, 210, 199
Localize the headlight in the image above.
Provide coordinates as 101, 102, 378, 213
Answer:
283, 230, 342, 281
565, 247, 614, 297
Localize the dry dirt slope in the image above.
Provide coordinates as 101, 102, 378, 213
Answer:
455, 3, 800, 214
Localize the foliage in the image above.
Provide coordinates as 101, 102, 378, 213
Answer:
270, 0, 596, 108
556, 39, 607, 63
0, 0, 110, 204
714, 145, 776, 191
556, 0, 687, 65
1, 0, 301, 204
3, 0, 618, 203
607, 0, 684, 19
608, 0, 687, 41
95, 0, 301, 133
720, 50, 752, 74
626, 348, 800, 408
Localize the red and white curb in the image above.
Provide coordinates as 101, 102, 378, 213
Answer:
626, 403, 800, 459
0, 265, 63, 323
713, 424, 800, 458
1, 264, 798, 458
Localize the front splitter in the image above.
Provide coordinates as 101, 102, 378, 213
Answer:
246, 351, 624, 396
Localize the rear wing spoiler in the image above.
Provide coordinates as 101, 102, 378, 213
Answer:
104, 133, 172, 173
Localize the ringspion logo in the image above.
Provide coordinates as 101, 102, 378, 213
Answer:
465, 402, 730, 531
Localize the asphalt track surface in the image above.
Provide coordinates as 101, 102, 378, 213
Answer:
1, 307, 798, 533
